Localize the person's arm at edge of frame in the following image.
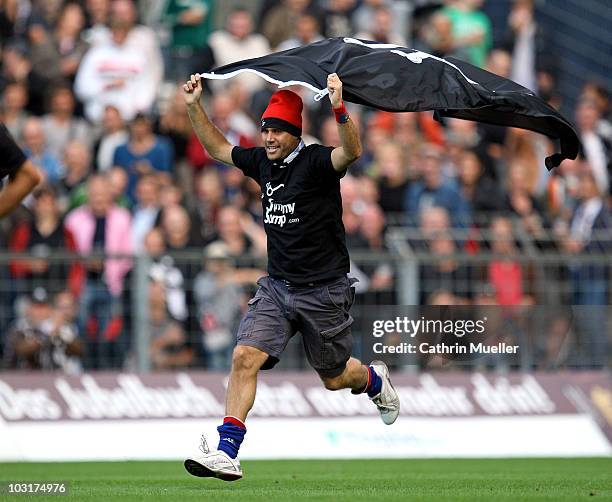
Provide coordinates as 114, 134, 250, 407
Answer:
183, 73, 236, 167
0, 160, 42, 218
329, 73, 362, 173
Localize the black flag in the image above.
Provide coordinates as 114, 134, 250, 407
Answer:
202, 37, 579, 169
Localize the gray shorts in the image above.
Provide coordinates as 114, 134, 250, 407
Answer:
236, 275, 357, 378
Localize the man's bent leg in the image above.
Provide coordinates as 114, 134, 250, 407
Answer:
320, 357, 400, 425
320, 357, 368, 391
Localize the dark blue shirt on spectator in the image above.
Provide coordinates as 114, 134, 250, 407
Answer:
112, 137, 174, 205
404, 179, 471, 228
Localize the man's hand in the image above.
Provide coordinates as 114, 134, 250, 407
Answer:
327, 73, 343, 109
183, 73, 203, 106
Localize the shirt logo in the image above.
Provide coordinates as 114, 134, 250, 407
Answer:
266, 182, 285, 197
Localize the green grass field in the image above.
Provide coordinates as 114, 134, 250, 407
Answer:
1, 458, 611, 501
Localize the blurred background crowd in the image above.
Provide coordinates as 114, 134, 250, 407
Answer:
0, 0, 610, 373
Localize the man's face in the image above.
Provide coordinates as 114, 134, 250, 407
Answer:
52, 89, 74, 115
228, 11, 252, 39
34, 193, 57, 217
88, 178, 112, 215
23, 122, 45, 152
422, 156, 442, 188
136, 179, 158, 206
261, 128, 299, 161
130, 118, 151, 140
28, 302, 51, 325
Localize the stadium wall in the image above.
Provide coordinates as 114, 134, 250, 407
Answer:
0, 371, 610, 461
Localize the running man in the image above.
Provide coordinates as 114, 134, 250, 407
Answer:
183, 73, 399, 481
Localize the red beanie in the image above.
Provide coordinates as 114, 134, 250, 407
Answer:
261, 90, 303, 137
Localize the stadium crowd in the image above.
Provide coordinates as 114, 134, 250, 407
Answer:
0, 0, 610, 372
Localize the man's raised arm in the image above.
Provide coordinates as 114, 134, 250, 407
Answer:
328, 73, 362, 172
183, 73, 235, 167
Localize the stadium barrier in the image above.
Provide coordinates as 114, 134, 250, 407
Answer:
0, 246, 609, 372
0, 370, 610, 461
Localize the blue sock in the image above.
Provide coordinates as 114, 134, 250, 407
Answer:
217, 417, 246, 459
366, 366, 382, 398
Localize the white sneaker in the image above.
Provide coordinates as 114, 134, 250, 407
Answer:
369, 360, 400, 425
184, 436, 243, 481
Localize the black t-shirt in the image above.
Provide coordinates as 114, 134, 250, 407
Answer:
0, 123, 27, 179
231, 143, 350, 284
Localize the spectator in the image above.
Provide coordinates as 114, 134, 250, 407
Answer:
145, 233, 188, 325
261, 0, 312, 50
192, 169, 224, 244
208, 8, 271, 93
65, 174, 132, 368
420, 231, 473, 303
420, 206, 451, 238
106, 0, 164, 83
417, 11, 455, 58
488, 216, 534, 306
112, 113, 174, 205
563, 171, 610, 303
1, 81, 30, 139
50, 290, 83, 373
56, 141, 91, 210
21, 117, 63, 183
93, 105, 129, 172
341, 175, 368, 249
132, 174, 161, 253
359, 204, 394, 293
42, 85, 92, 160
9, 185, 83, 297
160, 203, 201, 254
323, 0, 356, 38
404, 144, 471, 227
581, 81, 612, 141
82, 0, 111, 46
107, 165, 131, 208
353, 0, 408, 40
441, 0, 492, 67
503, 0, 550, 93
74, 4, 162, 122
149, 280, 193, 370
0, 0, 17, 40
502, 162, 546, 238
371, 141, 411, 216
157, 85, 193, 166
194, 241, 244, 369
575, 99, 610, 196
2, 287, 82, 372
161, 0, 214, 82
457, 150, 502, 214
277, 11, 324, 51
562, 171, 610, 366
186, 92, 255, 170
214, 205, 267, 260
355, 6, 406, 46
1, 42, 48, 115
28, 2, 89, 84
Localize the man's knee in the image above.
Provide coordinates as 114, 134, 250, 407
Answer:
321, 374, 345, 391
231, 345, 267, 375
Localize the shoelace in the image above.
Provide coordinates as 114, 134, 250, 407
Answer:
199, 435, 210, 455
372, 394, 398, 411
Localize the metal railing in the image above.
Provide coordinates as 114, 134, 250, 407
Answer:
0, 242, 609, 373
